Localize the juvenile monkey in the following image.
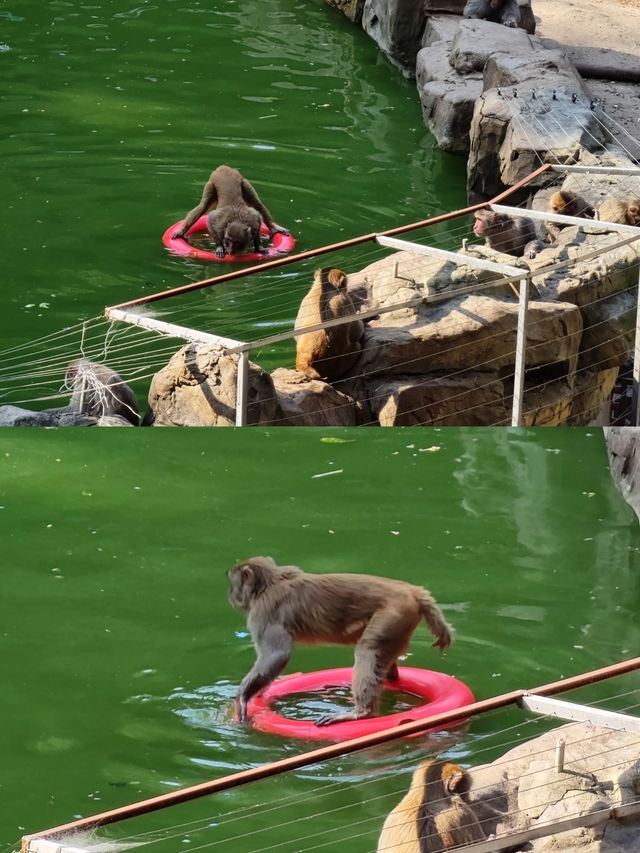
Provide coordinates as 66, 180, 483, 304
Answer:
227, 556, 454, 727
597, 197, 640, 227
472, 209, 543, 259
463, 0, 521, 27
295, 267, 365, 382
377, 760, 486, 852
66, 359, 139, 425
545, 190, 596, 242
173, 165, 288, 257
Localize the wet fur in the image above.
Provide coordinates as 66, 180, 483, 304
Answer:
228, 556, 453, 726
295, 268, 365, 382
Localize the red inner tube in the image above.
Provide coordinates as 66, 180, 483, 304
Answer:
162, 215, 295, 263
247, 667, 474, 741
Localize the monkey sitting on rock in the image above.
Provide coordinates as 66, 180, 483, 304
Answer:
227, 556, 454, 727
472, 209, 544, 259
545, 190, 596, 242
174, 164, 288, 258
463, 0, 521, 28
377, 760, 486, 852
597, 196, 640, 227
295, 267, 365, 382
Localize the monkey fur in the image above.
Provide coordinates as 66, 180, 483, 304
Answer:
173, 164, 288, 257
597, 197, 640, 227
545, 190, 596, 242
66, 359, 139, 425
227, 556, 454, 726
463, 0, 521, 28
294, 267, 365, 382
472, 209, 543, 259
377, 760, 486, 853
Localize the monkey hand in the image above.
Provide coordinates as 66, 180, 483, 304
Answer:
258, 246, 270, 256
215, 244, 226, 259
235, 696, 249, 723
270, 224, 290, 237
503, 18, 518, 26
173, 229, 186, 240
316, 710, 365, 727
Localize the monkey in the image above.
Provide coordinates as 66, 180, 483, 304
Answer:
294, 268, 365, 382
597, 197, 640, 227
472, 209, 543, 259
377, 760, 486, 852
545, 190, 596, 242
173, 165, 288, 258
66, 359, 140, 426
227, 556, 453, 727
463, 0, 521, 28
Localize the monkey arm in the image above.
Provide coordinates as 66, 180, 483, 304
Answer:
241, 178, 289, 236
236, 624, 293, 722
174, 179, 219, 239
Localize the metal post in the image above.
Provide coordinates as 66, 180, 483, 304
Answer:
555, 737, 566, 773
235, 352, 249, 427
633, 268, 640, 426
511, 277, 530, 427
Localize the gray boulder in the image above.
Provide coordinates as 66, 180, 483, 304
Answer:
362, 0, 426, 75
271, 368, 359, 426
0, 406, 97, 427
604, 427, 640, 522
323, 0, 365, 24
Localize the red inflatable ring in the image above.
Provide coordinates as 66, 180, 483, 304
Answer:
162, 215, 295, 263
247, 667, 474, 741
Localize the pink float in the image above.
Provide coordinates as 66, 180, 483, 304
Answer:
247, 666, 474, 741
162, 216, 295, 263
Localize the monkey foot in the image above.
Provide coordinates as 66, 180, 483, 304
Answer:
315, 710, 372, 727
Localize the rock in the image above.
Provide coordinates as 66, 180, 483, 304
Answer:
96, 415, 135, 427
424, 0, 466, 12
147, 344, 278, 427
362, 0, 426, 75
585, 82, 640, 164
270, 368, 359, 426
449, 18, 535, 75
365, 371, 506, 425
604, 427, 640, 522
468, 49, 601, 201
540, 40, 640, 84
468, 722, 640, 849
421, 14, 460, 48
323, 0, 365, 24
416, 41, 484, 153
569, 367, 618, 425
0, 405, 97, 427
517, 377, 574, 426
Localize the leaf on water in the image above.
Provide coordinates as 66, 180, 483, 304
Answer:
320, 437, 354, 444
312, 469, 344, 479
419, 446, 441, 453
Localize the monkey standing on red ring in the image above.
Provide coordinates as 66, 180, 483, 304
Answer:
227, 556, 454, 727
173, 165, 289, 258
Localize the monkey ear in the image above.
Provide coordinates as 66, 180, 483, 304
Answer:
240, 564, 254, 586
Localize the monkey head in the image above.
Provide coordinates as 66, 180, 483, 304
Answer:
628, 199, 640, 226
227, 556, 279, 611
549, 190, 595, 219
224, 221, 252, 255
473, 209, 506, 238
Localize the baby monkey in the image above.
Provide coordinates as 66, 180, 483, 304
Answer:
227, 556, 454, 727
174, 164, 288, 258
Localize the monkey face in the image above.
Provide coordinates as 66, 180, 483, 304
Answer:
629, 201, 640, 226
224, 222, 252, 255
473, 210, 503, 238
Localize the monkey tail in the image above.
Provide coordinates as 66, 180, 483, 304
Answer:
419, 591, 454, 651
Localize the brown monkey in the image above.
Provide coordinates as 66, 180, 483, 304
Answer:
472, 209, 543, 259
173, 165, 288, 257
597, 197, 640, 227
377, 760, 485, 853
295, 268, 365, 382
463, 0, 520, 27
545, 190, 596, 242
66, 359, 140, 425
227, 556, 453, 726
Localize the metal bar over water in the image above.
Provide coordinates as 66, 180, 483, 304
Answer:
105, 309, 243, 350
519, 694, 640, 733
21, 655, 640, 847
511, 277, 531, 427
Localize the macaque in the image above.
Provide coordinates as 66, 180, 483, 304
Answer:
377, 760, 486, 852
173, 165, 288, 258
472, 209, 543, 259
597, 197, 640, 227
545, 190, 596, 242
463, 0, 521, 27
66, 359, 140, 425
295, 268, 365, 382
227, 556, 454, 726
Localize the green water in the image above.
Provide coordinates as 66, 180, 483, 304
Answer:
1, 0, 467, 409
1, 428, 639, 851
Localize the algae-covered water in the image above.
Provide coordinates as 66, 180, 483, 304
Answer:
1, 427, 639, 851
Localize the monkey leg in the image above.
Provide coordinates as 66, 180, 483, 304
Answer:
316, 611, 413, 726
387, 662, 399, 680
236, 625, 292, 723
